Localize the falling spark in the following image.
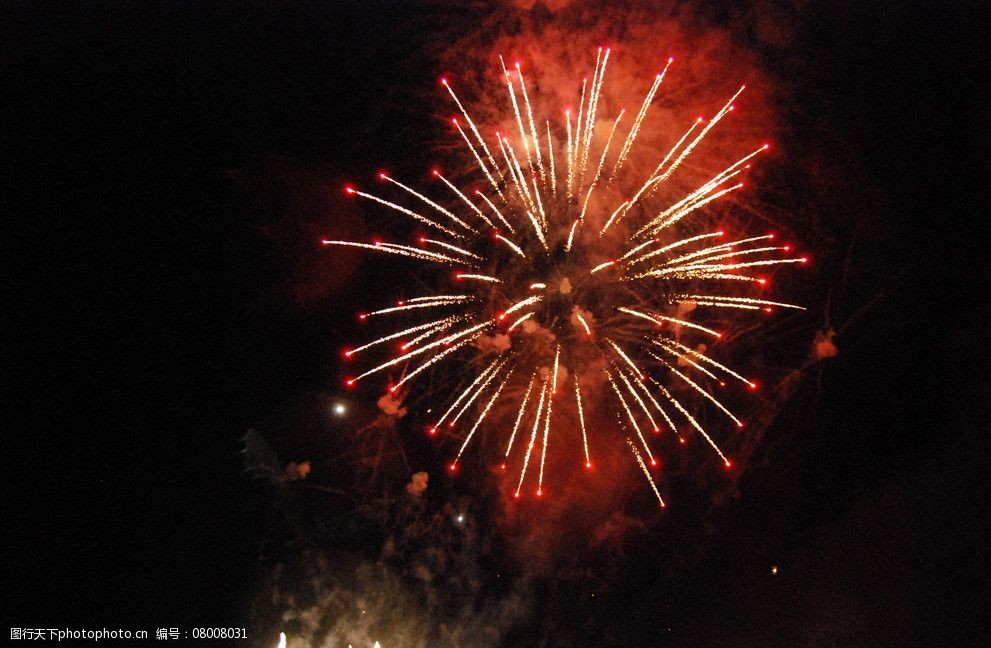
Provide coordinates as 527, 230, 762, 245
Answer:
454, 367, 515, 464
565, 218, 580, 252
618, 306, 722, 338
381, 173, 476, 233
537, 376, 554, 492
330, 50, 803, 503
507, 311, 534, 332
551, 345, 561, 394
435, 172, 495, 229
476, 190, 515, 232
323, 239, 461, 265
505, 373, 537, 457
495, 232, 527, 258
516, 382, 547, 497
456, 273, 502, 283
575, 378, 590, 466
607, 369, 655, 462
590, 260, 616, 274
420, 237, 483, 261
343, 189, 464, 239
628, 437, 666, 507
574, 312, 593, 336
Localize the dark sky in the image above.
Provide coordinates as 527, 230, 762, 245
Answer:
6, 1, 986, 646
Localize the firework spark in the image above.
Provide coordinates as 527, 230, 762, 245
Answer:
328, 50, 804, 505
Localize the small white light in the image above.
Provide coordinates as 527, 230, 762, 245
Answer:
333, 403, 346, 416
456, 515, 464, 523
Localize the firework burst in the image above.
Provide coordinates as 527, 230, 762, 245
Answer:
325, 49, 805, 506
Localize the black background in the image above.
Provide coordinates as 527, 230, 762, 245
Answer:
5, 1, 987, 645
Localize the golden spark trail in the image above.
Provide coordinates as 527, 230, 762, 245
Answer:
348, 321, 492, 383
546, 121, 557, 198
573, 78, 587, 177
674, 295, 806, 311
433, 356, 503, 429
565, 108, 575, 197
442, 79, 502, 182
664, 362, 743, 427
619, 237, 659, 261
650, 117, 702, 180
607, 369, 654, 461
606, 338, 644, 379
381, 174, 476, 233
501, 295, 542, 318
456, 273, 502, 283
454, 367, 514, 464
374, 242, 463, 264
579, 109, 625, 222
646, 344, 720, 382
656, 337, 754, 387
617, 368, 659, 432
515, 62, 546, 186
609, 116, 704, 230
453, 118, 505, 202
640, 144, 767, 235
526, 210, 549, 250
590, 260, 615, 274
617, 306, 722, 338
579, 48, 609, 188
565, 219, 580, 252
474, 190, 515, 233
551, 345, 561, 394
531, 174, 546, 223
506, 141, 538, 216
505, 373, 537, 458
418, 238, 483, 261
507, 311, 534, 331
516, 382, 547, 497
658, 85, 745, 182
495, 233, 527, 258
451, 356, 510, 426
627, 366, 677, 431
634, 171, 745, 238
537, 376, 554, 494
529, 283, 546, 290
659, 234, 769, 267
646, 183, 745, 235
400, 318, 460, 350
364, 296, 473, 318
500, 57, 534, 176
346, 317, 460, 357
345, 190, 464, 239
322, 240, 461, 265
628, 438, 665, 506
435, 173, 495, 229
575, 378, 590, 466
576, 52, 599, 187
404, 295, 473, 303
672, 246, 790, 267
394, 338, 471, 389
599, 200, 631, 233
575, 312, 592, 336
611, 58, 671, 179
652, 257, 806, 277
501, 137, 537, 213
650, 377, 731, 465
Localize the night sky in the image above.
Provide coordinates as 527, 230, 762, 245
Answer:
6, 1, 987, 646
